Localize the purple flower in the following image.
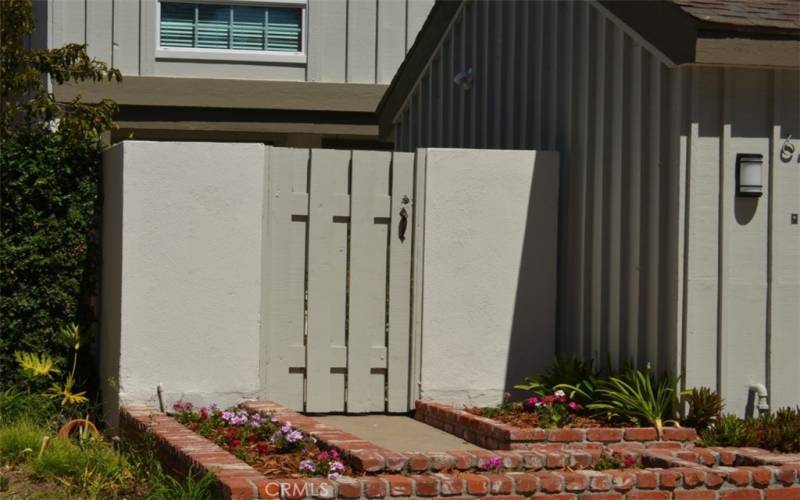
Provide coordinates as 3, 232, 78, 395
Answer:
330, 461, 345, 473
299, 459, 316, 473
286, 430, 303, 443
221, 410, 250, 425
281, 422, 293, 433
327, 472, 341, 480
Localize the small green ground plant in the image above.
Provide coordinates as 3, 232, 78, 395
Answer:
701, 407, 800, 453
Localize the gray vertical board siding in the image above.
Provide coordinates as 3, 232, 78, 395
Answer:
309, 0, 347, 82
684, 67, 722, 391
406, 0, 434, 52
45, 0, 433, 83
768, 70, 800, 410
390, 0, 690, 379
112, 0, 140, 75
719, 68, 771, 414
86, 0, 112, 63
377, 0, 406, 84
261, 147, 309, 411
346, 0, 377, 84
52, 0, 85, 46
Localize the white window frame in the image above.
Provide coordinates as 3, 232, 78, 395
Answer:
155, 0, 307, 64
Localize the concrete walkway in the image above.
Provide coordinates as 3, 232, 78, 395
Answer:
312, 415, 483, 452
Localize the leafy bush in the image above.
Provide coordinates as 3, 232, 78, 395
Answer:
0, 0, 120, 390
684, 387, 723, 431
515, 355, 597, 396
0, 420, 48, 464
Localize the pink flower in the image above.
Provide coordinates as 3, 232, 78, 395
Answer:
480, 457, 504, 471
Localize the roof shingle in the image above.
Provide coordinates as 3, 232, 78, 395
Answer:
669, 0, 800, 31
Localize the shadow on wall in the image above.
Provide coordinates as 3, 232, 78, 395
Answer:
503, 154, 559, 400
735, 197, 759, 225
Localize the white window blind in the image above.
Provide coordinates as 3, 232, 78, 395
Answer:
160, 2, 302, 53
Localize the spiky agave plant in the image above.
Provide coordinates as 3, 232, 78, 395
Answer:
588, 364, 686, 439
685, 387, 724, 431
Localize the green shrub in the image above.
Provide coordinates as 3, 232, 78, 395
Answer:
0, 0, 120, 391
0, 420, 49, 464
684, 387, 724, 431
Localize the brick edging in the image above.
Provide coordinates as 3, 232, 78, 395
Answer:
120, 402, 800, 500
415, 399, 698, 450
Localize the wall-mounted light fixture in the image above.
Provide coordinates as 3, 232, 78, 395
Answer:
453, 68, 474, 90
736, 153, 763, 198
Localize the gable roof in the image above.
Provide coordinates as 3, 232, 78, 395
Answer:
377, 0, 800, 137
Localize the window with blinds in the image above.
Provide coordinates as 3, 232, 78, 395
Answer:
159, 2, 303, 53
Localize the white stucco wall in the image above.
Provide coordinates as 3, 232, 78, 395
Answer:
418, 149, 560, 407
101, 141, 264, 424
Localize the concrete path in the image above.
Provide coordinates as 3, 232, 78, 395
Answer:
312, 415, 483, 452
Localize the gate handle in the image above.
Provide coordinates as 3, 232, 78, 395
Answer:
398, 195, 410, 242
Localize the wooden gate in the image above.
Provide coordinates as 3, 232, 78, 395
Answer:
261, 147, 415, 413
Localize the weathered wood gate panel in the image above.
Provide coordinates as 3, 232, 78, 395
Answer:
261, 147, 415, 413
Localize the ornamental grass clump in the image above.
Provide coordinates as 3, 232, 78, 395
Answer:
587, 364, 685, 439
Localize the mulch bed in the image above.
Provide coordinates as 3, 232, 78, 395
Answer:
174, 404, 355, 479
465, 406, 626, 429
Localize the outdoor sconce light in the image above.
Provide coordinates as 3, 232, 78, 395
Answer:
736, 153, 763, 198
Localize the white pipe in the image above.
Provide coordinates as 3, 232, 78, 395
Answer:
748, 383, 769, 415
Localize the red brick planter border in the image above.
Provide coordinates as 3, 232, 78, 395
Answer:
120, 401, 800, 499
415, 400, 698, 450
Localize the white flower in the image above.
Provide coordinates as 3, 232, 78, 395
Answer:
554, 390, 566, 398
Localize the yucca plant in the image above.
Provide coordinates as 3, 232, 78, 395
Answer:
588, 364, 686, 439
684, 387, 724, 431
